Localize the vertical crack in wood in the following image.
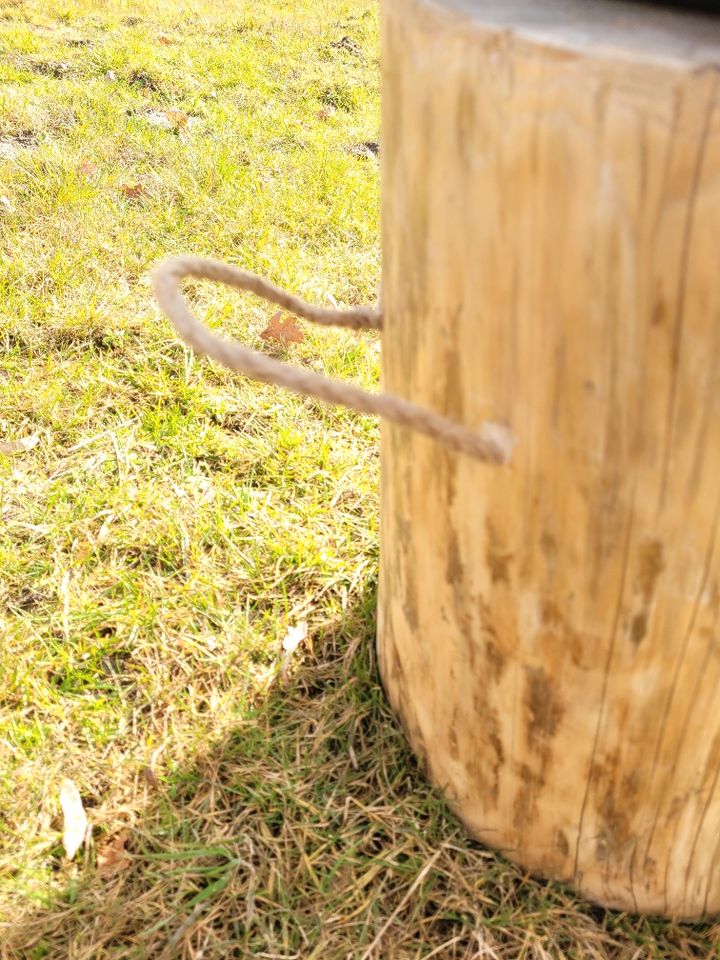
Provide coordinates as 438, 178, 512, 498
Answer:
572, 490, 636, 885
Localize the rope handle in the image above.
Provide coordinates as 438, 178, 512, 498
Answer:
151, 255, 514, 465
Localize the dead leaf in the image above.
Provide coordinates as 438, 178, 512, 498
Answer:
142, 109, 190, 130
157, 34, 174, 45
349, 140, 380, 159
97, 829, 132, 877
140, 766, 159, 789
165, 109, 188, 128
78, 160, 97, 178
331, 36, 363, 56
0, 433, 39, 455
59, 778, 89, 860
120, 182, 147, 200
260, 311, 304, 345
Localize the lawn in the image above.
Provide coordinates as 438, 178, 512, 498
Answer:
0, 0, 718, 957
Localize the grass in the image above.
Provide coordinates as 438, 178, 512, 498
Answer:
0, 0, 718, 957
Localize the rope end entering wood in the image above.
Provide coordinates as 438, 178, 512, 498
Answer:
478, 421, 516, 466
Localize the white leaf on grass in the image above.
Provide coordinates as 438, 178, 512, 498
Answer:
280, 621, 308, 683
282, 621, 308, 653
0, 434, 39, 456
59, 778, 89, 860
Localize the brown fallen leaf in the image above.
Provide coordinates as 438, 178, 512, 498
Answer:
331, 36, 363, 57
97, 829, 132, 877
0, 433, 40, 455
121, 182, 147, 200
143, 109, 191, 130
78, 160, 98, 178
59, 778, 89, 860
165, 108, 188, 128
260, 311, 304, 345
140, 765, 159, 789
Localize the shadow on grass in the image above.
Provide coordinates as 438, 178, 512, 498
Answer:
2, 584, 718, 960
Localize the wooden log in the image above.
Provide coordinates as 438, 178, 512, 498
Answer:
378, 0, 720, 918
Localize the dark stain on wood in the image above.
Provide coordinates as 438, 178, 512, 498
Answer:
652, 299, 666, 327
447, 528, 464, 585
629, 540, 663, 646
622, 769, 640, 800
514, 763, 542, 829
524, 666, 563, 747
486, 638, 506, 682
541, 599, 563, 628
487, 726, 505, 803
390, 644, 404, 683
540, 598, 590, 669
486, 519, 513, 585
595, 834, 609, 862
631, 610, 648, 646
478, 597, 507, 680
592, 758, 635, 857
471, 692, 504, 804
403, 560, 420, 631
540, 529, 558, 563
478, 595, 496, 636
638, 539, 664, 602
556, 829, 570, 858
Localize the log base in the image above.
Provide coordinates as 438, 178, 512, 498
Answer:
378, 0, 720, 918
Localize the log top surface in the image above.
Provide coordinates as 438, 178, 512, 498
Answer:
424, 0, 720, 67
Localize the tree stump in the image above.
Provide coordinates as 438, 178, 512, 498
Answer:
378, 0, 720, 918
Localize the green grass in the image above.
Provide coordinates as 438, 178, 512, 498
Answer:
0, 1, 718, 958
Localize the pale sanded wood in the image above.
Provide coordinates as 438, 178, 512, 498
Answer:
378, 0, 720, 917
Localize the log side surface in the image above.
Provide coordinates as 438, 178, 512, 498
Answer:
378, 0, 720, 917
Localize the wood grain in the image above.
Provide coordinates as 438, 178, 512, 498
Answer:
378, 0, 720, 917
